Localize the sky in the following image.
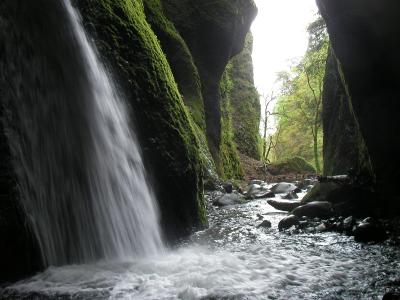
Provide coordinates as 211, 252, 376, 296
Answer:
251, 0, 319, 128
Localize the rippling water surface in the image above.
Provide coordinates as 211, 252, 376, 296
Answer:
2, 192, 400, 299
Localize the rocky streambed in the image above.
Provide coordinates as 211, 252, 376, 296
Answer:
2, 180, 400, 299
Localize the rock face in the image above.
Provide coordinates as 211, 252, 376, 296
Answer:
0, 104, 41, 283
75, 0, 206, 242
0, 0, 258, 282
162, 0, 258, 177
317, 0, 400, 213
230, 33, 261, 160
322, 50, 364, 176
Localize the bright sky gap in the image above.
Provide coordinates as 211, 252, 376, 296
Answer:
251, 0, 319, 130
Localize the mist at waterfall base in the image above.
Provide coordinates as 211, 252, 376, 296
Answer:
1, 1, 400, 299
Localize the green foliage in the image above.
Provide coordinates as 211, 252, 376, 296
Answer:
272, 16, 328, 174
218, 63, 244, 179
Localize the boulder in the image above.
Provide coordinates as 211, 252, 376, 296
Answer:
282, 191, 299, 200
250, 180, 264, 185
257, 220, 272, 228
223, 182, 233, 194
245, 183, 268, 199
315, 223, 327, 232
278, 215, 300, 231
270, 182, 297, 194
213, 193, 244, 207
267, 199, 302, 212
292, 201, 333, 218
353, 222, 388, 243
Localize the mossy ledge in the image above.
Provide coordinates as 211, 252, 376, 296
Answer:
75, 0, 207, 240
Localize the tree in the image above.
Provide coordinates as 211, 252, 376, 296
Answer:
272, 16, 329, 173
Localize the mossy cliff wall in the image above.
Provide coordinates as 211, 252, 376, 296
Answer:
317, 0, 400, 213
0, 0, 209, 282
161, 0, 258, 177
229, 33, 261, 160
75, 0, 207, 239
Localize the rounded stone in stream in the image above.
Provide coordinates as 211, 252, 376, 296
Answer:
223, 182, 233, 194
282, 191, 299, 200
213, 193, 244, 207
292, 201, 334, 218
353, 222, 388, 243
250, 179, 264, 185
278, 215, 300, 231
267, 199, 301, 212
270, 182, 297, 194
257, 220, 272, 228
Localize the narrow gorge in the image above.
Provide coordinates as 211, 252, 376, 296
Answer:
0, 0, 399, 299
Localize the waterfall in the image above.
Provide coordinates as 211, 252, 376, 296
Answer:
4, 0, 164, 266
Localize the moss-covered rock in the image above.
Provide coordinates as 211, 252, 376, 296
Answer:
218, 63, 244, 179
230, 33, 261, 160
142, 0, 205, 130
270, 156, 316, 175
142, 0, 219, 189
161, 0, 257, 162
75, 0, 208, 239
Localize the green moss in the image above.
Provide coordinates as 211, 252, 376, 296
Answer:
218, 63, 244, 179
76, 0, 207, 236
229, 33, 261, 159
142, 0, 205, 129
274, 156, 317, 174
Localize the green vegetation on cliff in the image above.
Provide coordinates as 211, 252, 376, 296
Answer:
219, 63, 244, 179
142, 0, 205, 130
230, 33, 261, 160
76, 0, 207, 237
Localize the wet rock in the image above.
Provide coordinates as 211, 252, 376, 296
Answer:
293, 187, 302, 194
250, 180, 264, 185
270, 182, 297, 194
292, 201, 333, 218
278, 215, 300, 231
343, 216, 355, 232
282, 191, 299, 200
382, 291, 400, 300
223, 182, 233, 194
257, 220, 272, 228
267, 199, 302, 212
245, 183, 268, 199
213, 193, 244, 207
315, 223, 327, 232
353, 222, 388, 243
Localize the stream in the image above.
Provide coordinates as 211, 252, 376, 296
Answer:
2, 190, 400, 299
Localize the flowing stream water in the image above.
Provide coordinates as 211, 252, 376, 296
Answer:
2, 191, 400, 299
1, 1, 400, 299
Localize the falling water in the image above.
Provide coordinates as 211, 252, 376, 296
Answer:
5, 0, 163, 266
